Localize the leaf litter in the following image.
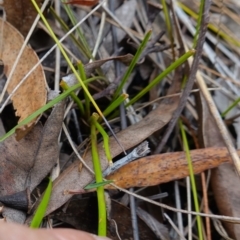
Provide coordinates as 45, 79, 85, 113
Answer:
0, 18, 47, 140
0, 101, 65, 223
0, 0, 240, 239
1, 0, 43, 37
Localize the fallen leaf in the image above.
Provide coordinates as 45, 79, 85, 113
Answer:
199, 89, 240, 239
0, 101, 65, 223
0, 18, 47, 139
106, 147, 232, 189
1, 0, 43, 37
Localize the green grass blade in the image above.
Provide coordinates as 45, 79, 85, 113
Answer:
103, 93, 128, 118
221, 97, 240, 118
31, 0, 103, 120
193, 0, 205, 48
179, 120, 203, 240
126, 49, 195, 107
49, 7, 91, 59
92, 113, 112, 165
78, 61, 90, 119
0, 83, 81, 142
30, 178, 52, 228
113, 30, 152, 99
60, 80, 85, 115
61, 0, 93, 59
90, 114, 107, 236
31, 0, 125, 155
161, 0, 175, 58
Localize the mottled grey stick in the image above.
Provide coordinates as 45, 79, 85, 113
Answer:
103, 141, 150, 177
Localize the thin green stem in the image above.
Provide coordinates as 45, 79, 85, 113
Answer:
60, 80, 85, 115
32, 0, 123, 153
78, 61, 90, 119
0, 83, 81, 142
90, 114, 107, 236
126, 49, 195, 107
113, 30, 152, 99
221, 97, 240, 118
49, 7, 90, 59
92, 113, 112, 165
192, 0, 205, 48
61, 0, 93, 59
31, 0, 103, 120
103, 94, 128, 118
161, 0, 175, 59
178, 1, 240, 47
179, 120, 203, 240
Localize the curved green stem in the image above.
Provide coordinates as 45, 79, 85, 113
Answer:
90, 114, 107, 236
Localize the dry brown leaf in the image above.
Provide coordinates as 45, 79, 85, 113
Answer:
199, 91, 240, 239
0, 18, 47, 140
0, 101, 65, 223
106, 147, 232, 189
1, 0, 43, 37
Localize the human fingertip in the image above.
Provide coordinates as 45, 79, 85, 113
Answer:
91, 234, 112, 240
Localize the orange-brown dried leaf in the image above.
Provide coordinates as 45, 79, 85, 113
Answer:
106, 147, 232, 189
0, 18, 47, 140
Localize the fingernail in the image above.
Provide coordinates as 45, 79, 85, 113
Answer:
92, 235, 111, 240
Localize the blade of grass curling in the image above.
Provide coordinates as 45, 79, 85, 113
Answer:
30, 178, 52, 228
113, 30, 152, 100
126, 49, 195, 107
179, 120, 203, 240
31, 0, 126, 155
91, 114, 107, 236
